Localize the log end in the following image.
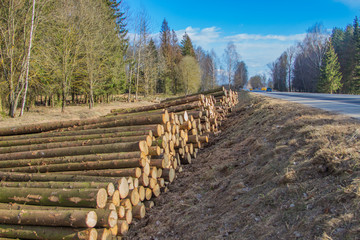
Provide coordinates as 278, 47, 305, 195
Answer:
138, 186, 146, 202
145, 188, 153, 200
152, 184, 161, 197
139, 141, 149, 155
146, 135, 153, 147
118, 177, 130, 199
117, 220, 129, 236
111, 190, 121, 207
107, 183, 115, 197
133, 203, 146, 219
108, 210, 119, 228
97, 188, 108, 209
130, 188, 140, 206
86, 210, 98, 228
117, 205, 126, 218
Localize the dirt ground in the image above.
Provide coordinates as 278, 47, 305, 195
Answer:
0, 101, 153, 128
126, 92, 360, 240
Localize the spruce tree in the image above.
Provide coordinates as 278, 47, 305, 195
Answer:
318, 39, 342, 94
180, 33, 195, 57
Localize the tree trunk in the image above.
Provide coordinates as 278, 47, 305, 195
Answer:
0, 209, 97, 228
0, 135, 151, 154
4, 158, 146, 173
0, 152, 146, 169
0, 182, 115, 197
111, 94, 204, 114
0, 225, 97, 240
0, 187, 107, 208
94, 209, 118, 228
0, 113, 167, 136
0, 141, 148, 160
59, 167, 142, 178
0, 130, 152, 147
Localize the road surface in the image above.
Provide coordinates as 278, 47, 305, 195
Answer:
255, 91, 360, 120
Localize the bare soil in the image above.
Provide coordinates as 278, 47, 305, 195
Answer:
0, 101, 153, 128
126, 92, 360, 240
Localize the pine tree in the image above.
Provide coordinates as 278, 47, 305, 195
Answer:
318, 39, 342, 94
180, 33, 195, 57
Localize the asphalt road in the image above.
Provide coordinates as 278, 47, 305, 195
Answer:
254, 91, 360, 120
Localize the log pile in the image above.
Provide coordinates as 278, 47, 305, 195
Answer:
0, 87, 238, 239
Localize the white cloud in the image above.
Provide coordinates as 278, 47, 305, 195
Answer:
334, 0, 360, 8
175, 26, 221, 46
224, 33, 306, 42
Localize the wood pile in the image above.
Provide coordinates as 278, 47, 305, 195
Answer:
0, 87, 238, 240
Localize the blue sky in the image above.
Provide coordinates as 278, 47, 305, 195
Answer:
125, 0, 360, 79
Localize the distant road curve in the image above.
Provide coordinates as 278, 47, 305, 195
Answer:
254, 91, 360, 120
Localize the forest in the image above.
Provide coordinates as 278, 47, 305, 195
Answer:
269, 18, 360, 94
1, 0, 248, 118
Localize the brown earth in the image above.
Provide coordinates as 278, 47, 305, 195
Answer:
126, 92, 360, 240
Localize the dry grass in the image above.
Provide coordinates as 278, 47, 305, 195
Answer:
126, 92, 360, 240
0, 100, 153, 128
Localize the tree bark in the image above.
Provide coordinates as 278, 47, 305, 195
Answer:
0, 209, 97, 228
0, 126, 160, 143
0, 141, 148, 160
0, 225, 97, 240
4, 158, 146, 173
111, 94, 205, 114
0, 113, 167, 136
0, 187, 108, 208
58, 168, 142, 178
0, 152, 146, 169
0, 182, 114, 197
0, 130, 152, 147
0, 135, 151, 154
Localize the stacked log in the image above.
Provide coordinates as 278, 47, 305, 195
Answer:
0, 87, 238, 239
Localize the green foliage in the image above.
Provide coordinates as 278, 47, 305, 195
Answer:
180, 33, 195, 57
352, 17, 360, 94
318, 40, 342, 94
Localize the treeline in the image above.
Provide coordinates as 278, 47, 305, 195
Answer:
0, 0, 226, 118
269, 18, 360, 94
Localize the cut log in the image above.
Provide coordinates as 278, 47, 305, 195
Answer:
117, 206, 125, 218
0, 187, 108, 208
0, 130, 152, 148
0, 141, 148, 160
0, 209, 97, 228
138, 174, 149, 187
59, 168, 142, 178
0, 112, 168, 137
132, 203, 145, 219
118, 209, 132, 225
117, 220, 129, 236
152, 184, 161, 197
149, 158, 166, 168
0, 225, 97, 240
4, 158, 146, 173
112, 95, 204, 114
63, 114, 168, 132
0, 152, 147, 169
117, 177, 129, 199
128, 188, 140, 206
162, 168, 176, 183
148, 146, 161, 156
96, 228, 111, 240
0, 182, 115, 197
144, 188, 152, 201
0, 135, 152, 154
109, 190, 120, 207
138, 186, 145, 202
94, 209, 118, 228
0, 172, 130, 184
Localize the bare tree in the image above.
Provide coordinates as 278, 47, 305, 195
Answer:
286, 46, 296, 92
223, 42, 240, 90
0, 0, 47, 117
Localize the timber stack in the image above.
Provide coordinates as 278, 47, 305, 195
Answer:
0, 86, 238, 239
